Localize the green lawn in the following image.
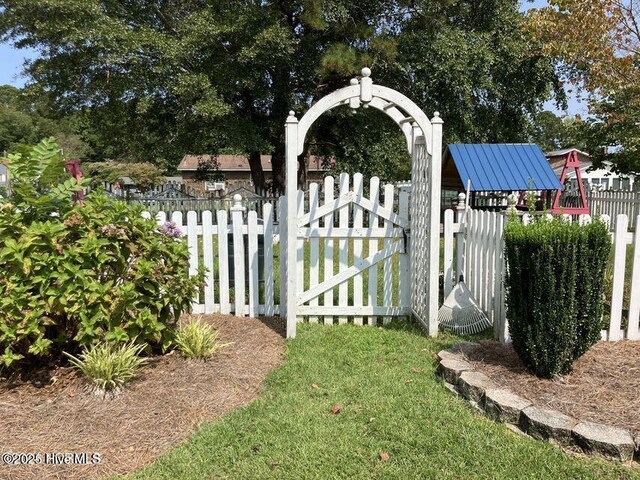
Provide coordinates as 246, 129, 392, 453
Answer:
127, 322, 639, 480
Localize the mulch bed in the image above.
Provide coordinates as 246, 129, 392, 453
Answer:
0, 315, 285, 480
465, 340, 640, 439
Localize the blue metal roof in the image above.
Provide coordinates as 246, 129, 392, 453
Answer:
446, 144, 563, 192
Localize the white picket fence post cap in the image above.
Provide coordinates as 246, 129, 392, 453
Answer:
231, 194, 246, 212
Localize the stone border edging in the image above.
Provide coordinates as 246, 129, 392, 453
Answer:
436, 342, 638, 463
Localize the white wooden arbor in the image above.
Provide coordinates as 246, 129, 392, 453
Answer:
284, 67, 443, 338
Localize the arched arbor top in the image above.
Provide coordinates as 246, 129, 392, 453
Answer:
287, 68, 439, 157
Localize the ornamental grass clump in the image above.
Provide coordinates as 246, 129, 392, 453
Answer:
65, 342, 148, 397
174, 318, 229, 360
504, 216, 611, 378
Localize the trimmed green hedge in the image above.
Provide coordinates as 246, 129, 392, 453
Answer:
504, 217, 611, 378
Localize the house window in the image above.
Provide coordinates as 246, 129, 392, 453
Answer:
613, 178, 621, 190
622, 178, 631, 190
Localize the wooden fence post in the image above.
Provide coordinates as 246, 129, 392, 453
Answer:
231, 194, 246, 317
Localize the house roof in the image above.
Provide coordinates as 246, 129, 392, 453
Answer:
546, 147, 590, 158
545, 148, 593, 176
177, 154, 329, 172
443, 144, 563, 192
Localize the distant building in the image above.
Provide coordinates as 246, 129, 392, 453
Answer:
177, 154, 330, 193
546, 148, 636, 192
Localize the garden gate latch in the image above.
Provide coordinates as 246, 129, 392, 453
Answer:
402, 227, 409, 253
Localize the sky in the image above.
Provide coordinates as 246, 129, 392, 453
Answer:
0, 0, 587, 116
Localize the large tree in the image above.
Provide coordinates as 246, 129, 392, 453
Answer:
0, 84, 90, 157
1, 0, 559, 191
527, 0, 640, 174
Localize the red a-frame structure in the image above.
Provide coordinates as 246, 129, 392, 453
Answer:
550, 150, 589, 215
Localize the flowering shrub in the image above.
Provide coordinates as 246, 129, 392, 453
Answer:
0, 141, 201, 368
160, 221, 182, 238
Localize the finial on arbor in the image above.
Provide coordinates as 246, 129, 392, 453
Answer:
432, 111, 443, 124
286, 110, 298, 123
360, 67, 372, 103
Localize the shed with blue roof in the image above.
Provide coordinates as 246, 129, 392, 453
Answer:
442, 144, 563, 209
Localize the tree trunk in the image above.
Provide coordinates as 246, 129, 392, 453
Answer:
247, 151, 266, 194
271, 137, 286, 195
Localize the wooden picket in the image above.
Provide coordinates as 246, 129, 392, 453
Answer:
442, 207, 640, 343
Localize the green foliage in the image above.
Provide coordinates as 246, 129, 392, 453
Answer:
5, 137, 89, 223
0, 141, 201, 368
65, 341, 148, 393
314, 108, 411, 182
0, 85, 87, 156
174, 317, 229, 360
0, 194, 201, 367
576, 91, 640, 176
504, 217, 611, 378
83, 161, 165, 191
528, 110, 586, 152
0, 0, 560, 191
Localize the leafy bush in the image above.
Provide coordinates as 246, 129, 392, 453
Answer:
174, 317, 229, 360
504, 217, 611, 378
83, 161, 165, 191
65, 342, 148, 394
0, 140, 201, 367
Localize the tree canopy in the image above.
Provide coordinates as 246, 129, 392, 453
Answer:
0, 84, 91, 158
0, 0, 561, 190
527, 0, 640, 174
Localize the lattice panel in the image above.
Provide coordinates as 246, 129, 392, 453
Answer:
409, 139, 431, 324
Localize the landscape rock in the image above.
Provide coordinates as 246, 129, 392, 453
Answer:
572, 422, 635, 462
458, 371, 498, 404
436, 342, 479, 361
436, 349, 459, 361
448, 342, 479, 357
520, 406, 577, 446
436, 358, 472, 384
483, 389, 532, 424
443, 382, 459, 397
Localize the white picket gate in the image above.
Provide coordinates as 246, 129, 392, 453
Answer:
443, 205, 640, 342
145, 175, 412, 325
283, 68, 442, 338
293, 173, 410, 325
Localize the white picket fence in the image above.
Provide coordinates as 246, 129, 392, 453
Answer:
443, 207, 640, 342
145, 198, 282, 317
587, 191, 640, 230
143, 173, 410, 324
144, 183, 640, 343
